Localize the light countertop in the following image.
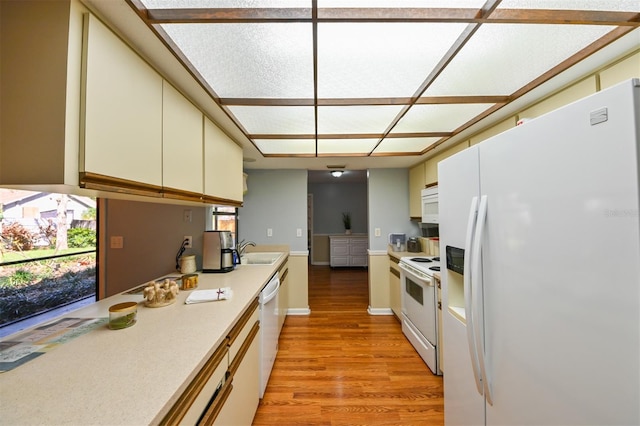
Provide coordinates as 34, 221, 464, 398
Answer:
0, 254, 287, 425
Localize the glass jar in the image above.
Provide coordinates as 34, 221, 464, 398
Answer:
108, 302, 137, 330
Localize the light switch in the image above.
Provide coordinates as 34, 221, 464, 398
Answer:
375, 228, 381, 237
296, 228, 302, 237
267, 228, 273, 237
183, 209, 192, 223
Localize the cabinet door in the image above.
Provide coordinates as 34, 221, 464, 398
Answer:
204, 117, 243, 204
162, 81, 203, 195
278, 265, 289, 333
81, 14, 162, 186
217, 303, 260, 426
409, 163, 425, 218
349, 238, 368, 256
389, 258, 401, 317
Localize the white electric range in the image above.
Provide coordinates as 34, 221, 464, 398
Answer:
398, 255, 441, 375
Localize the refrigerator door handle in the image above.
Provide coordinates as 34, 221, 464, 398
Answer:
472, 195, 493, 406
464, 196, 483, 396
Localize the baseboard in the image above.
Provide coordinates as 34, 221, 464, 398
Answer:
311, 261, 330, 266
287, 308, 311, 315
367, 306, 393, 316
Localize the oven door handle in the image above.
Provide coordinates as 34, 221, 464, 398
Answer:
399, 263, 433, 286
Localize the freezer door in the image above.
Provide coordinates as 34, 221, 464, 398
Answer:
439, 146, 485, 425
479, 80, 640, 425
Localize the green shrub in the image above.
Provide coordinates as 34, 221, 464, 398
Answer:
67, 228, 96, 248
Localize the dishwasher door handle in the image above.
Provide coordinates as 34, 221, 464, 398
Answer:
260, 277, 280, 304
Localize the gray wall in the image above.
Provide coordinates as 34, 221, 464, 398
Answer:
308, 181, 367, 234
102, 199, 207, 296
239, 169, 308, 252
368, 168, 420, 251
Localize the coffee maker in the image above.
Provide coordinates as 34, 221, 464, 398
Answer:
202, 231, 235, 273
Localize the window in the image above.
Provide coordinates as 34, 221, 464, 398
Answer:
0, 190, 97, 337
211, 206, 238, 243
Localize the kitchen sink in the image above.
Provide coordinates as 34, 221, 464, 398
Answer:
240, 252, 283, 265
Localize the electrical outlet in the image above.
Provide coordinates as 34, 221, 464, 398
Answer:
267, 228, 273, 237
184, 236, 192, 248
375, 228, 381, 237
110, 236, 124, 249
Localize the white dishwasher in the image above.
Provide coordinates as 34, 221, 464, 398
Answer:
259, 272, 280, 398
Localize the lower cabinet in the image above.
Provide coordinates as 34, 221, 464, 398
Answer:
277, 261, 289, 334
389, 256, 402, 319
214, 301, 260, 425
329, 236, 368, 267
160, 299, 260, 425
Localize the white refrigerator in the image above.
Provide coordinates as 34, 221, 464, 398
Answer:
438, 78, 640, 426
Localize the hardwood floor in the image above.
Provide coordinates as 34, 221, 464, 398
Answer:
252, 265, 444, 426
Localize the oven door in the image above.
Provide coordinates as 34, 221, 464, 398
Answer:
399, 264, 437, 345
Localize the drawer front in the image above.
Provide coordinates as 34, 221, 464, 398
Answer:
331, 257, 349, 267
332, 245, 349, 256
228, 299, 259, 363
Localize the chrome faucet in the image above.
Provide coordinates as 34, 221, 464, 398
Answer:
237, 240, 256, 255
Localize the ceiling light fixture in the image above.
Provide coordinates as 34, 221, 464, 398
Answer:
331, 170, 344, 178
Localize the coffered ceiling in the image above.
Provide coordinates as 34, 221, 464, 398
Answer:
125, 0, 638, 167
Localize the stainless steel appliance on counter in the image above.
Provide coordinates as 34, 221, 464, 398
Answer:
399, 255, 441, 375
202, 230, 234, 273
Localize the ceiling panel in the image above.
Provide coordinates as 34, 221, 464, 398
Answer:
319, 0, 486, 7
424, 24, 616, 96
393, 103, 495, 133
317, 22, 468, 98
497, 0, 640, 11
228, 105, 315, 134
318, 139, 379, 154
141, 0, 310, 8
160, 23, 314, 98
254, 139, 315, 155
373, 137, 441, 154
317, 105, 405, 134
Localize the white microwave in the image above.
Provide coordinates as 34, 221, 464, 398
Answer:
421, 186, 438, 224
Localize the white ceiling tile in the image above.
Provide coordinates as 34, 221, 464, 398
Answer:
317, 22, 468, 98
393, 104, 494, 133
254, 139, 316, 155
142, 0, 310, 8
161, 23, 314, 98
317, 105, 404, 134
228, 106, 315, 134
373, 137, 441, 153
424, 24, 616, 96
497, 0, 640, 11
319, 0, 485, 7
318, 139, 379, 154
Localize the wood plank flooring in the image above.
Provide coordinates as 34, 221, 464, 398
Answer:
252, 265, 444, 426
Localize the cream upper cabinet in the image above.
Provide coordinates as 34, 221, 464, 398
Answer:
0, 0, 86, 186
204, 117, 243, 204
81, 14, 163, 187
409, 163, 425, 219
162, 81, 203, 195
